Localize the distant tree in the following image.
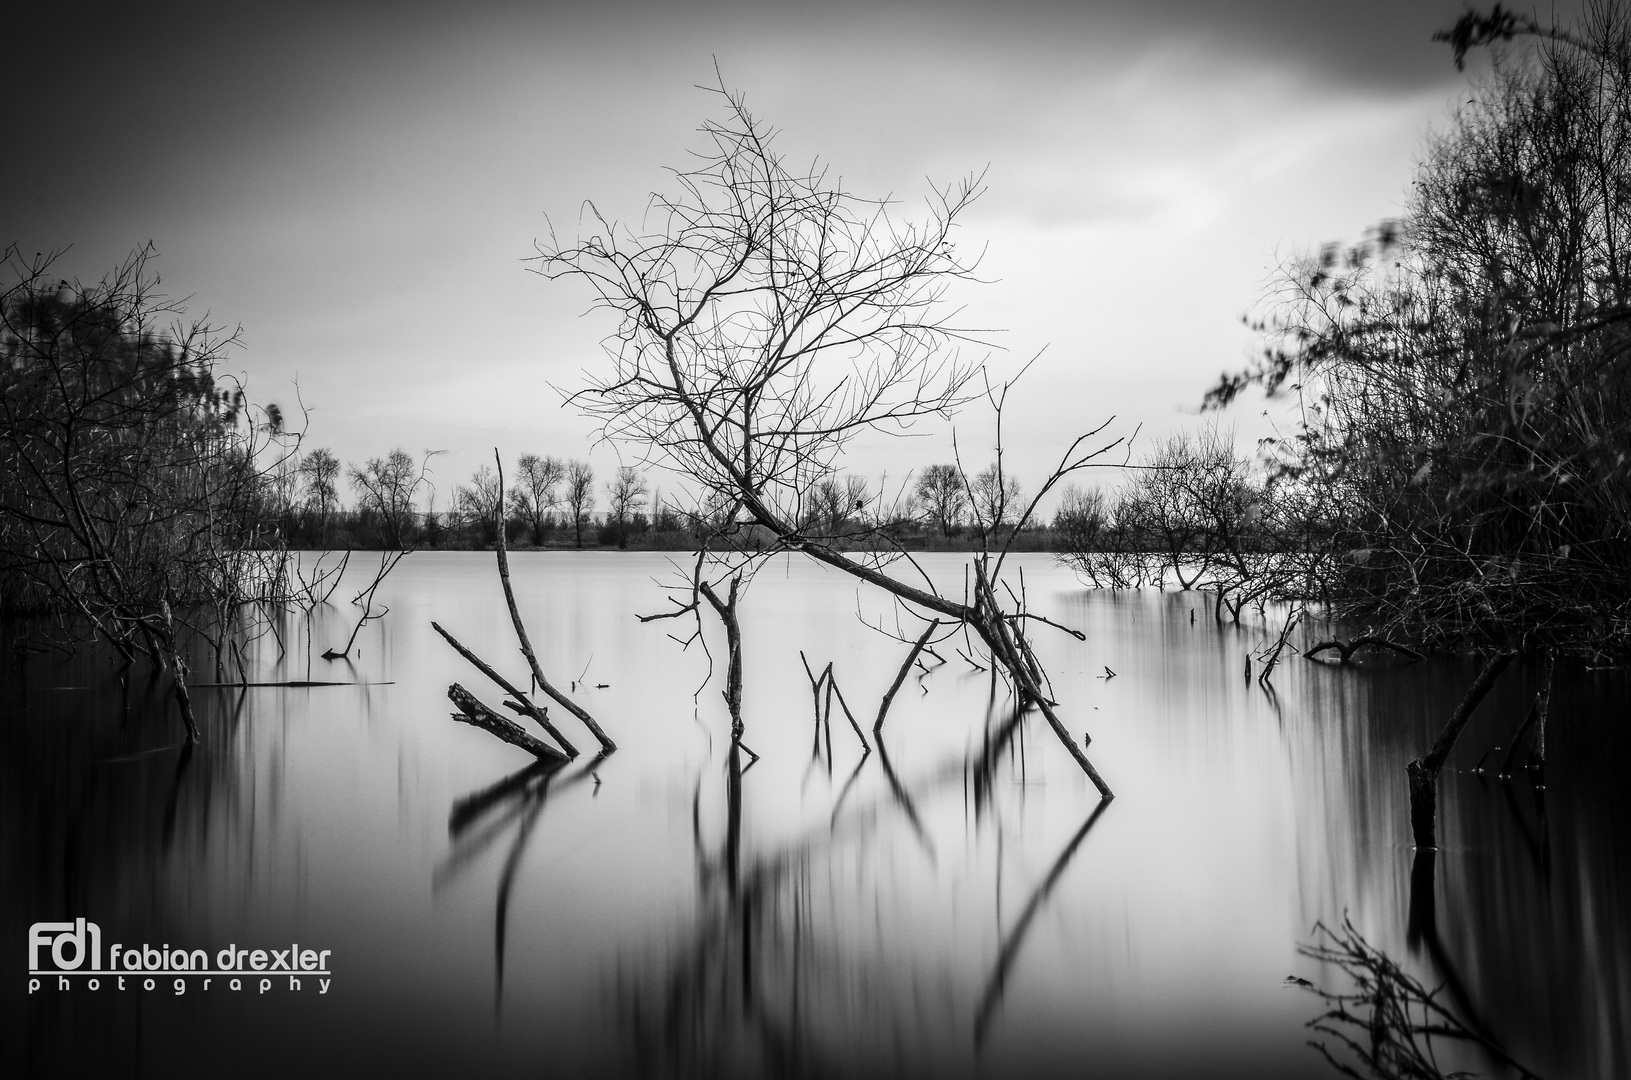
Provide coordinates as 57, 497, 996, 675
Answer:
454, 464, 504, 545
914, 464, 968, 536
970, 463, 1023, 535
809, 475, 847, 533
348, 448, 425, 549
564, 459, 595, 548
300, 447, 340, 540
605, 465, 649, 549
514, 453, 563, 544
1053, 484, 1106, 548
651, 489, 681, 533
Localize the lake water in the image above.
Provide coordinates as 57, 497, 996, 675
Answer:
3, 551, 1627, 1079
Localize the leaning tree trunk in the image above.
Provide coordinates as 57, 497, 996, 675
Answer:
1406, 651, 1514, 848
157, 600, 201, 743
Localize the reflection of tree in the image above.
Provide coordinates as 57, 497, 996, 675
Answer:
974, 798, 1110, 1044
436, 754, 606, 1005
592, 703, 1108, 1077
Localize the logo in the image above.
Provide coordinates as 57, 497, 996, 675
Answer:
26, 917, 333, 996
29, 919, 100, 972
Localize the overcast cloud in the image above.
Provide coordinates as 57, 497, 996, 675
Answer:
5, 0, 1567, 503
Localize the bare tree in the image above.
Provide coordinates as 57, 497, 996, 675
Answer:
605, 464, 649, 549
536, 85, 1121, 794
808, 475, 848, 534
0, 245, 294, 739
514, 452, 563, 543
348, 448, 427, 550
564, 459, 594, 548
300, 447, 340, 541
454, 464, 504, 545
914, 464, 969, 537
969, 463, 1024, 537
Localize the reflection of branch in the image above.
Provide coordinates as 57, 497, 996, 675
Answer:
495, 780, 550, 1002
974, 797, 1111, 1043
1295, 914, 1542, 1079
436, 756, 596, 888
449, 759, 559, 834
874, 739, 935, 864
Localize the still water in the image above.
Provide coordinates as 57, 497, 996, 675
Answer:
3, 552, 1627, 1079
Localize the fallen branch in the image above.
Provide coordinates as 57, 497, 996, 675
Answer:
494, 451, 617, 752
448, 683, 569, 763
433, 621, 578, 758
874, 620, 940, 734
825, 670, 869, 751
1258, 607, 1303, 686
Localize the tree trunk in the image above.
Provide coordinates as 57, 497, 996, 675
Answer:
1405, 650, 1515, 848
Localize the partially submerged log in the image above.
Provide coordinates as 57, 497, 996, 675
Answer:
448, 683, 568, 764
1306, 637, 1424, 663
433, 621, 578, 758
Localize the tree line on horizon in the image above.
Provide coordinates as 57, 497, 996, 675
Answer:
271, 445, 1080, 552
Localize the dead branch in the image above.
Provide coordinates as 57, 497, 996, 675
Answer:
699, 577, 744, 737
432, 620, 578, 758
874, 620, 940, 734
824, 670, 869, 751
494, 451, 616, 752
448, 683, 569, 763
1407, 651, 1516, 848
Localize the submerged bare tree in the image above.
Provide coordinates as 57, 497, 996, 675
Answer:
535, 84, 1120, 794
1203, 3, 1631, 844
0, 244, 295, 739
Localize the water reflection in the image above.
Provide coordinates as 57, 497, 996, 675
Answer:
1, 553, 1626, 1078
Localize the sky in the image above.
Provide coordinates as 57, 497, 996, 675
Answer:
3, 0, 1564, 514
